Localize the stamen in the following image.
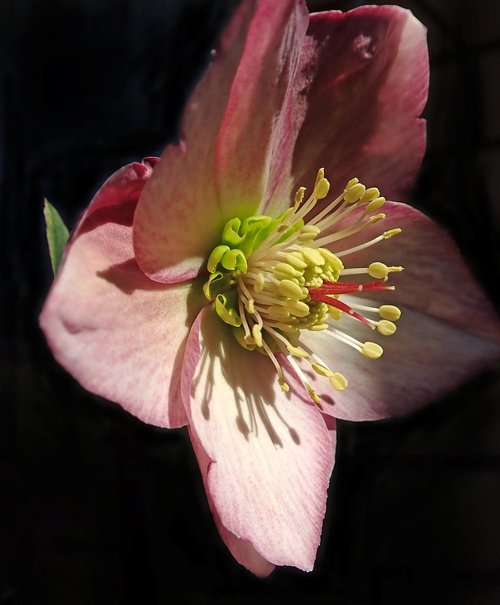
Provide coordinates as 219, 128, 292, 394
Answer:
335, 228, 402, 257
308, 291, 373, 328
380, 305, 402, 321
204, 167, 400, 409
375, 319, 397, 336
260, 338, 289, 392
347, 302, 402, 322
327, 327, 384, 360
314, 213, 381, 247
286, 354, 321, 404
340, 263, 403, 280
362, 342, 384, 359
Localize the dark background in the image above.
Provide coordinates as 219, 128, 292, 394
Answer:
2, 0, 500, 603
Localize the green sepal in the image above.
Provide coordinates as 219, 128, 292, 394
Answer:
221, 248, 247, 273
203, 271, 234, 301
207, 245, 230, 273
43, 199, 69, 275
215, 293, 241, 327
221, 218, 245, 247
239, 215, 276, 255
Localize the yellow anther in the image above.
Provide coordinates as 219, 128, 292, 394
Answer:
312, 363, 334, 378
346, 177, 359, 188
254, 272, 264, 292
368, 262, 389, 279
307, 387, 321, 405
301, 225, 322, 236
362, 342, 384, 359
294, 186, 306, 209
314, 177, 330, 200
376, 320, 397, 336
278, 378, 290, 393
287, 345, 309, 358
360, 187, 380, 203
368, 213, 386, 224
252, 324, 263, 347
285, 300, 310, 318
267, 305, 291, 321
330, 372, 348, 391
286, 252, 307, 270
301, 247, 325, 266
272, 323, 300, 337
278, 279, 304, 299
379, 305, 401, 321
365, 197, 385, 213
344, 183, 366, 204
388, 265, 403, 273
273, 262, 298, 278
233, 328, 256, 351
309, 323, 329, 331
328, 307, 342, 320
315, 167, 325, 186
383, 228, 401, 239
318, 248, 344, 272
298, 225, 321, 242
245, 298, 255, 314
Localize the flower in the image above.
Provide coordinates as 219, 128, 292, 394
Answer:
40, 0, 500, 576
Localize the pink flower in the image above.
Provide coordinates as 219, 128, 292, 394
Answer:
40, 1, 500, 575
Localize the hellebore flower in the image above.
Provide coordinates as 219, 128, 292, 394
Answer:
40, 0, 500, 575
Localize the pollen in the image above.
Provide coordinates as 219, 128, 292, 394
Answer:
203, 168, 402, 403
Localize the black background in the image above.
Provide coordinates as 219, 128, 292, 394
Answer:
2, 1, 500, 603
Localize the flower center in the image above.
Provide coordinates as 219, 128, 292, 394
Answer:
203, 169, 402, 404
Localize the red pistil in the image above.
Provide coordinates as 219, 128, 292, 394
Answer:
310, 279, 394, 295
309, 279, 395, 328
309, 292, 372, 327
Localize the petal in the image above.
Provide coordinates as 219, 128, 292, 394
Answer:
41, 161, 203, 428
188, 427, 275, 577
290, 5, 428, 201
330, 201, 500, 345
216, 0, 308, 214
133, 0, 308, 284
72, 158, 158, 234
182, 306, 334, 571
299, 299, 500, 421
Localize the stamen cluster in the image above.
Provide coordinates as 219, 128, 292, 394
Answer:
203, 169, 402, 404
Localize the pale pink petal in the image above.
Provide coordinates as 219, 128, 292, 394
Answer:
133, 0, 308, 284
329, 202, 500, 345
298, 298, 500, 422
289, 5, 428, 203
217, 0, 308, 214
188, 427, 275, 577
182, 307, 334, 571
41, 162, 203, 428
72, 158, 158, 234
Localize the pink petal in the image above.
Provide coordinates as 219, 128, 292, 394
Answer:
330, 201, 500, 345
290, 5, 428, 202
188, 427, 276, 577
216, 0, 308, 214
299, 299, 500, 422
182, 307, 335, 571
72, 158, 159, 234
133, 0, 308, 284
41, 161, 202, 428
